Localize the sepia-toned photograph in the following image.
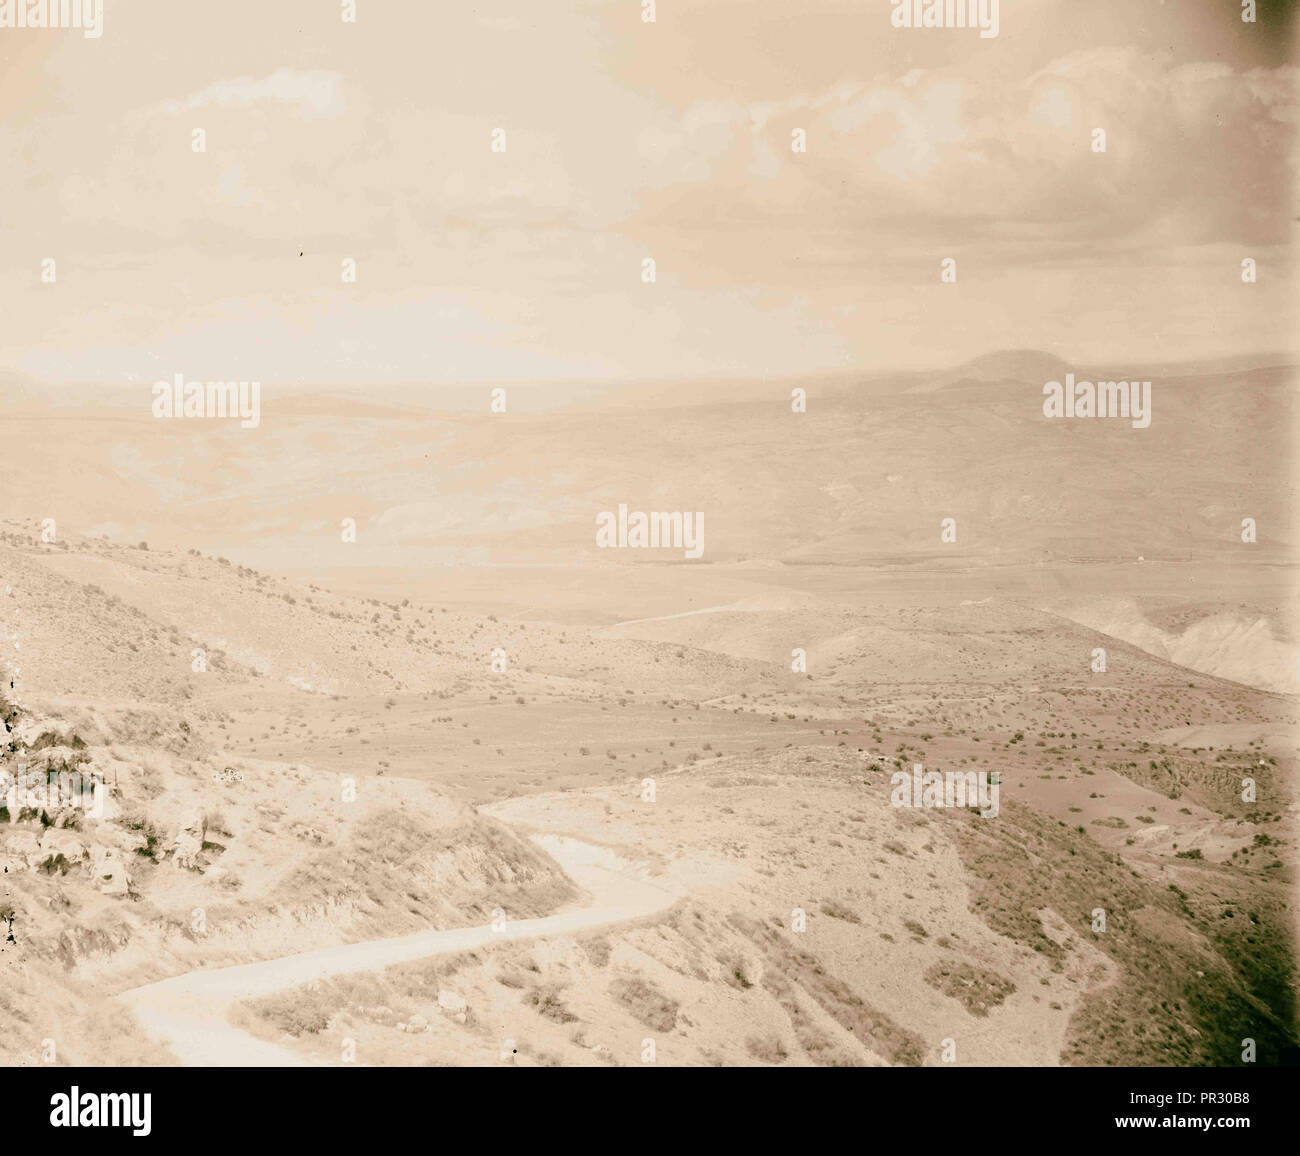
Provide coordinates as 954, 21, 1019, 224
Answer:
1, 0, 1296, 1137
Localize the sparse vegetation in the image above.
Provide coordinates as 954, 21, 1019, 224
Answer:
924, 961, 1016, 1017
608, 975, 679, 1033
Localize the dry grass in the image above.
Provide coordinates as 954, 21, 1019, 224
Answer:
819, 899, 861, 923
744, 1034, 789, 1064
730, 913, 926, 1066
924, 960, 1016, 1017
948, 801, 1298, 1065
523, 982, 578, 1023
608, 975, 679, 1033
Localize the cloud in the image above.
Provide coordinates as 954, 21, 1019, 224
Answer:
1, 0, 1293, 382
621, 49, 1298, 266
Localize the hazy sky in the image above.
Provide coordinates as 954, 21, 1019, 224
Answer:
1, 0, 1295, 385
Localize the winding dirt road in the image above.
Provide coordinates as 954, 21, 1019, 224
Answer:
119, 834, 676, 1066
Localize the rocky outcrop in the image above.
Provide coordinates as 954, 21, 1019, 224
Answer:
438, 990, 468, 1023
2, 829, 40, 868
172, 810, 205, 870
38, 828, 86, 863
90, 845, 131, 897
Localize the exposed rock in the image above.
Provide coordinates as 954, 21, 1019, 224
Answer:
106, 827, 149, 855
172, 810, 205, 870
437, 989, 468, 1014
10, 717, 59, 748
89, 779, 119, 822
407, 1014, 428, 1033
38, 828, 86, 862
4, 829, 45, 868
436, 990, 468, 1023
1130, 823, 1171, 846
2, 831, 40, 859
90, 845, 131, 897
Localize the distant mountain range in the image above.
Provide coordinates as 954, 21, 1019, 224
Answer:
0, 352, 1294, 569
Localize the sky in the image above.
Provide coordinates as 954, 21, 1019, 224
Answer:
0, 0, 1295, 386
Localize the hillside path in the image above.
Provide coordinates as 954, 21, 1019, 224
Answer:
118, 834, 676, 1066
